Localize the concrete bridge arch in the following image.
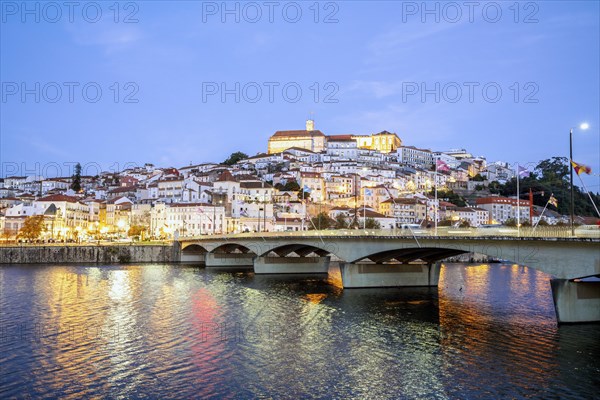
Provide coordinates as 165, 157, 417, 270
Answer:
178, 235, 600, 323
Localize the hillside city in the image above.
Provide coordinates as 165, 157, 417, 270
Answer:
1, 120, 597, 241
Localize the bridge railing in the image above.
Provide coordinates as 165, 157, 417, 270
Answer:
181, 225, 600, 241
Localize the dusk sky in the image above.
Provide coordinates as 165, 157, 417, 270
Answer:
1, 1, 599, 189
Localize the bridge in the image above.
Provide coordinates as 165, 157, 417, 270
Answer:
178, 227, 600, 324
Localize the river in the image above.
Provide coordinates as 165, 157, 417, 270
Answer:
1, 262, 598, 399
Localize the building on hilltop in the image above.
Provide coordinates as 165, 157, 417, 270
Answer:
268, 119, 327, 154
352, 131, 402, 153
268, 120, 402, 155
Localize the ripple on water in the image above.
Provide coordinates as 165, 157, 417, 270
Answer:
0, 263, 598, 399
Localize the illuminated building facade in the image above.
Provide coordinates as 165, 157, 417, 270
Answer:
268, 119, 326, 154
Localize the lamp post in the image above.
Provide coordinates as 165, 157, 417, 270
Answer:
570, 123, 589, 235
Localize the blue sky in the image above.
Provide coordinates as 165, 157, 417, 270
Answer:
1, 1, 599, 189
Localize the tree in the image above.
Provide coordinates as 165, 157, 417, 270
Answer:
471, 173, 485, 182
504, 218, 517, 227
488, 180, 502, 194
223, 152, 248, 166
310, 212, 332, 230
334, 214, 349, 229
490, 157, 600, 217
429, 189, 466, 207
1, 230, 16, 242
298, 188, 311, 202
128, 225, 147, 239
18, 215, 45, 240
364, 218, 381, 229
284, 181, 300, 192
458, 220, 471, 228
71, 163, 82, 192
536, 157, 569, 183
438, 218, 454, 227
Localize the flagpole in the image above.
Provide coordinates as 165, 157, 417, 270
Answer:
570, 128, 575, 235
533, 200, 549, 232
516, 164, 520, 237
434, 157, 438, 236
576, 173, 600, 218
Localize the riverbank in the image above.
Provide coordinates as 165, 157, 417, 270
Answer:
0, 244, 179, 264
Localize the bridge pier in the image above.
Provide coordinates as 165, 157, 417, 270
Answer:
339, 262, 441, 288
254, 256, 330, 274
205, 252, 255, 268
180, 252, 205, 264
550, 279, 600, 324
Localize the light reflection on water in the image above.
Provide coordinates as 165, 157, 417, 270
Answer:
0, 263, 599, 399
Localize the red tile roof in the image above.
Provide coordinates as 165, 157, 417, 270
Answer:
272, 130, 325, 138
36, 194, 78, 203
328, 135, 354, 141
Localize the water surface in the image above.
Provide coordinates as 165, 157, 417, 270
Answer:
1, 263, 598, 399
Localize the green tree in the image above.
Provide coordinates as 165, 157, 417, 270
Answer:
334, 214, 349, 229
298, 188, 311, 202
71, 163, 82, 192
504, 218, 517, 227
223, 152, 249, 166
471, 173, 485, 182
364, 218, 381, 229
310, 212, 332, 230
429, 189, 466, 207
536, 157, 569, 183
488, 180, 502, 194
458, 219, 471, 228
494, 157, 600, 217
18, 215, 45, 240
284, 181, 300, 192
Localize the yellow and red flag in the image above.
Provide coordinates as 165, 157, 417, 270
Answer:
548, 194, 558, 208
571, 160, 592, 175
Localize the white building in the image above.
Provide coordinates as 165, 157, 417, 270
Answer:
151, 202, 226, 237
475, 196, 530, 224
447, 207, 489, 227
398, 146, 434, 169
326, 135, 358, 160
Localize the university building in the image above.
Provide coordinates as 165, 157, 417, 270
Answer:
267, 120, 402, 155
267, 120, 327, 154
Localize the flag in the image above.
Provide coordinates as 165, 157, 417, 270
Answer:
548, 194, 558, 208
571, 160, 592, 175
303, 185, 312, 193
364, 188, 373, 196
436, 159, 450, 172
517, 165, 530, 178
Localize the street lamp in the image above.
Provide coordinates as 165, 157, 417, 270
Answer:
570, 122, 589, 235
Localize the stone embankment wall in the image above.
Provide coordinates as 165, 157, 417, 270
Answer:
0, 245, 180, 264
